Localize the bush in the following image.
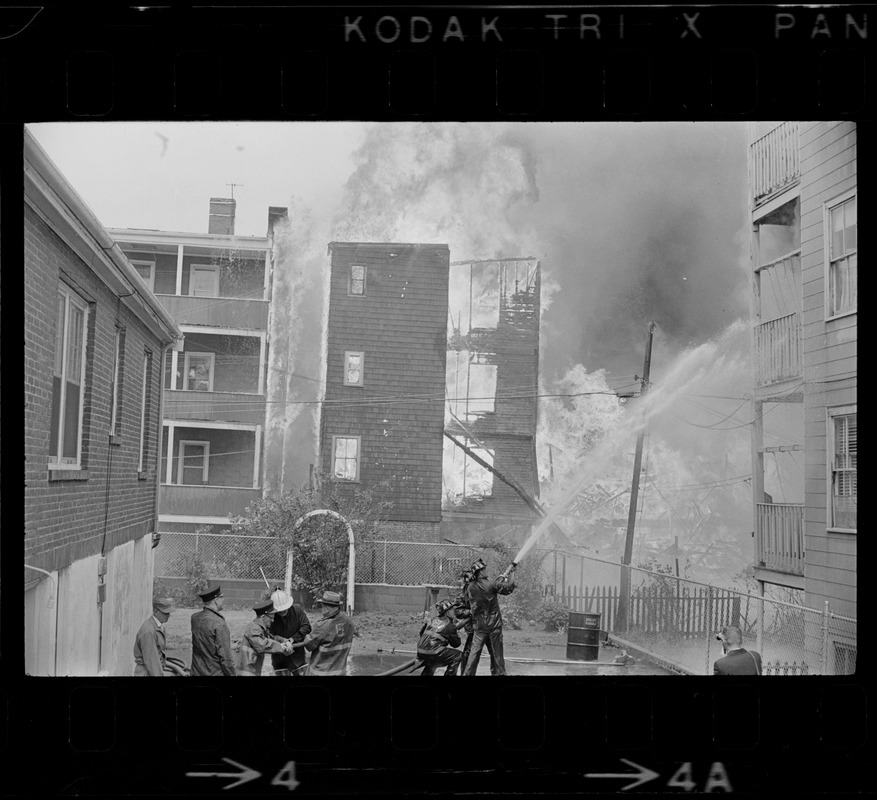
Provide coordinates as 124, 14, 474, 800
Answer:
536, 599, 571, 632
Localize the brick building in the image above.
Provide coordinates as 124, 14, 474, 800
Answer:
319, 243, 450, 540
24, 129, 182, 675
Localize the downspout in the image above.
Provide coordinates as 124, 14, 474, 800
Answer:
153, 339, 178, 550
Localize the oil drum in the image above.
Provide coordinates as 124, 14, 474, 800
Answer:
566, 611, 601, 661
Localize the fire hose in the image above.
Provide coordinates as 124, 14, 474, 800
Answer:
374, 616, 473, 677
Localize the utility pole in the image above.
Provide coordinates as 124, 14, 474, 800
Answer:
616, 321, 656, 633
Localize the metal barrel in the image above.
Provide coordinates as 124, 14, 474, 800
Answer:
566, 611, 601, 661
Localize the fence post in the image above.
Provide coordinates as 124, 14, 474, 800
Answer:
705, 586, 714, 675
820, 600, 830, 675
383, 540, 387, 584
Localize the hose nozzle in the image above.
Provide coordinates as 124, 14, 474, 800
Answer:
499, 562, 518, 581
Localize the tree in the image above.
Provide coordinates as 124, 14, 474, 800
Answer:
229, 473, 393, 604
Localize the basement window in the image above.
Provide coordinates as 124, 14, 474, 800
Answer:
343, 351, 364, 386
332, 436, 360, 481
349, 265, 366, 296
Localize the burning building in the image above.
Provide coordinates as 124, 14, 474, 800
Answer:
442, 258, 542, 547
318, 246, 542, 548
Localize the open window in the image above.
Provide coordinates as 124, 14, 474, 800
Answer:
184, 352, 215, 392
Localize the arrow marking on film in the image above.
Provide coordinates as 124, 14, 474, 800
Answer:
585, 759, 660, 791
186, 757, 261, 790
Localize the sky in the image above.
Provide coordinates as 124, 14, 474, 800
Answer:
29, 120, 752, 385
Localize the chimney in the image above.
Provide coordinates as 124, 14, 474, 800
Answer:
208, 197, 236, 235
267, 206, 289, 237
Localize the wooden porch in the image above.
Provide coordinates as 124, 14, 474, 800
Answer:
756, 502, 805, 577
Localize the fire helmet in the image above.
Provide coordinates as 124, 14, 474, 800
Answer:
436, 599, 455, 615
270, 588, 293, 613
470, 558, 487, 574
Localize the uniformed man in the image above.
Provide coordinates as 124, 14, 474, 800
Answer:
268, 587, 312, 676
417, 599, 462, 676
133, 597, 175, 676
303, 591, 355, 676
236, 597, 293, 676
190, 583, 236, 677
463, 558, 516, 676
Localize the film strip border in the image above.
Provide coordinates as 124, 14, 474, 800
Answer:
0, 5, 872, 120
2, 679, 869, 795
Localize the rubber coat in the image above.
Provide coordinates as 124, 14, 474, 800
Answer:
465, 574, 516, 632
304, 609, 355, 676
417, 615, 461, 655
190, 607, 237, 677
236, 615, 288, 676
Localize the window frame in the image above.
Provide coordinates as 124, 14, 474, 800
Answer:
109, 327, 126, 438
130, 259, 156, 293
823, 189, 857, 320
343, 350, 365, 387
189, 263, 220, 298
827, 404, 856, 534
177, 439, 210, 485
331, 435, 361, 482
50, 285, 89, 469
183, 351, 215, 392
348, 264, 367, 297
138, 350, 153, 473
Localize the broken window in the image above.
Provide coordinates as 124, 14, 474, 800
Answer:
349, 265, 366, 296
344, 351, 364, 386
333, 436, 360, 481
446, 352, 496, 422
442, 436, 494, 507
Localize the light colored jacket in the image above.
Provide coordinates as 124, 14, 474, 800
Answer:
304, 609, 354, 676
133, 616, 166, 676
235, 615, 287, 676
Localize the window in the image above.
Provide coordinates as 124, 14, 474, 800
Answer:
332, 436, 360, 481
178, 440, 209, 485
138, 351, 153, 472
829, 408, 856, 531
110, 327, 126, 436
190, 264, 219, 297
826, 193, 857, 317
50, 286, 89, 468
130, 260, 155, 292
349, 265, 366, 296
343, 351, 364, 386
184, 352, 214, 392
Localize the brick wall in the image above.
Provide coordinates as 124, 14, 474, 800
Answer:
25, 205, 166, 575
320, 243, 450, 522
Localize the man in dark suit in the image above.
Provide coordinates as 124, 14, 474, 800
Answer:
713, 624, 762, 675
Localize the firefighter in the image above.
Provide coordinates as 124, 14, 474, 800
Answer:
190, 583, 237, 677
235, 597, 294, 676
463, 558, 516, 676
303, 591, 355, 676
268, 587, 312, 676
453, 570, 476, 674
417, 599, 463, 676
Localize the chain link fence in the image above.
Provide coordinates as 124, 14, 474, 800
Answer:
155, 531, 287, 582
355, 539, 494, 586
543, 550, 857, 676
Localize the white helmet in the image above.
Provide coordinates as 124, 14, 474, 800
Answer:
270, 588, 293, 613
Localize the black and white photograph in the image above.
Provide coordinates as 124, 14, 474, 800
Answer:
24, 119, 856, 679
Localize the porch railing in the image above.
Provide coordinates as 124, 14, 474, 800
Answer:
755, 311, 802, 386
751, 121, 800, 205
155, 294, 269, 329
756, 503, 805, 575
159, 484, 262, 518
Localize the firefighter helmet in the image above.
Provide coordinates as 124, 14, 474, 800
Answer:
470, 558, 487, 574
436, 599, 455, 615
